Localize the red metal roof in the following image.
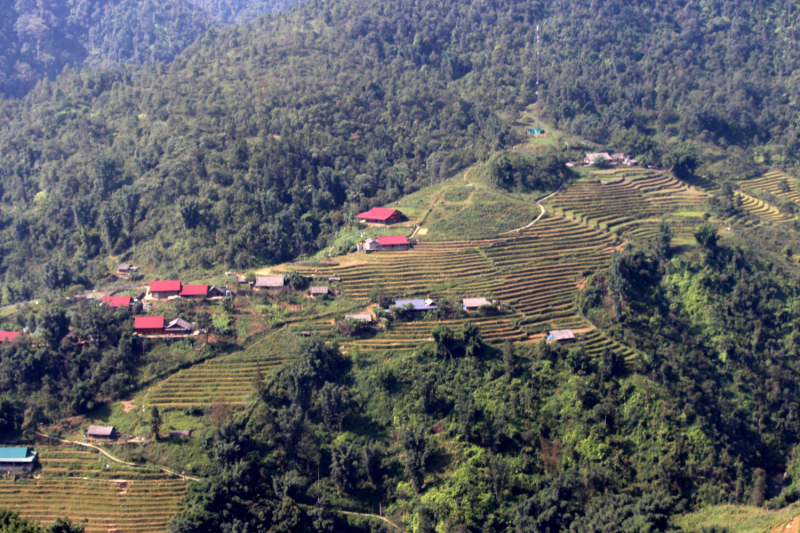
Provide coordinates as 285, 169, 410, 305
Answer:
102, 296, 132, 307
180, 285, 208, 296
355, 207, 403, 221
134, 316, 165, 329
376, 235, 409, 246
150, 280, 181, 292
0, 331, 21, 342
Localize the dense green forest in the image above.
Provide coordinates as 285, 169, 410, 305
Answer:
0, 0, 300, 98
0, 0, 797, 300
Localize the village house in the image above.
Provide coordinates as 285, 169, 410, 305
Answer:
0, 331, 21, 343
254, 276, 286, 290
169, 430, 191, 439
462, 298, 492, 311
86, 425, 116, 439
102, 295, 132, 308
117, 263, 138, 274
584, 152, 613, 166
149, 280, 182, 299
394, 298, 438, 312
208, 285, 226, 298
310, 286, 329, 298
376, 235, 411, 251
180, 285, 208, 298
355, 207, 406, 225
547, 329, 576, 344
0, 447, 38, 473
344, 313, 374, 324
361, 238, 381, 253
165, 318, 194, 335
134, 316, 165, 335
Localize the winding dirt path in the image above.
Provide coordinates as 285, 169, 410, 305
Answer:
35, 431, 201, 482
499, 183, 564, 235
336, 510, 406, 532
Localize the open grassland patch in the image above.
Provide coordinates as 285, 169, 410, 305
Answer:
675, 503, 800, 533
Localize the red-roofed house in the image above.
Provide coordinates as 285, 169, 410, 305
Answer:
102, 295, 132, 308
0, 331, 21, 343
355, 207, 405, 225
149, 280, 182, 299
180, 285, 208, 298
376, 235, 411, 251
134, 316, 165, 335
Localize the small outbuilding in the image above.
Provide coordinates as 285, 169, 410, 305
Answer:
355, 207, 406, 225
134, 316, 165, 335
394, 298, 438, 312
102, 295, 132, 308
169, 430, 191, 439
0, 447, 38, 473
255, 276, 286, 289
462, 298, 492, 311
376, 235, 410, 251
344, 313, 374, 324
362, 238, 381, 253
86, 425, 116, 439
117, 264, 138, 273
0, 331, 21, 343
310, 286, 329, 298
150, 280, 182, 299
208, 285, 226, 298
547, 330, 576, 344
165, 318, 194, 335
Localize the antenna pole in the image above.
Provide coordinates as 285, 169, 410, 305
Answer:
536, 25, 540, 133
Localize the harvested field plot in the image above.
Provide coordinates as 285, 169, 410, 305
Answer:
0, 445, 185, 533
287, 216, 617, 352
547, 170, 709, 242
734, 191, 794, 223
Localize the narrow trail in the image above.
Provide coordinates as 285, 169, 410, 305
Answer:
499, 184, 563, 235
336, 510, 406, 532
35, 431, 201, 482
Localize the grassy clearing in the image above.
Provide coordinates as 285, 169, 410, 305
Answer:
675, 503, 800, 533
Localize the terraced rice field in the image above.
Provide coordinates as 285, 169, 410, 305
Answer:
737, 170, 800, 200
144, 343, 295, 409
547, 170, 709, 241
734, 191, 794, 223
0, 445, 185, 533
287, 216, 617, 352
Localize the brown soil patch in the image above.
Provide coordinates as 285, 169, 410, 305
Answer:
115, 480, 130, 495
575, 278, 587, 290
771, 515, 800, 533
121, 401, 135, 414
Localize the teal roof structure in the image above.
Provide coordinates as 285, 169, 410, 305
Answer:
0, 447, 36, 462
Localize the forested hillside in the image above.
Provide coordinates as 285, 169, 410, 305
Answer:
0, 0, 300, 98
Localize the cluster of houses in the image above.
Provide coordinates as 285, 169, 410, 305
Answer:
147, 280, 227, 301
134, 316, 196, 336
583, 152, 638, 167
351, 207, 418, 253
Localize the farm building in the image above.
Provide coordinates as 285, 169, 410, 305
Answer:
180, 285, 208, 298
101, 295, 132, 308
344, 313, 374, 323
376, 235, 411, 251
394, 298, 437, 312
355, 207, 406, 225
547, 329, 576, 343
117, 263, 138, 273
462, 298, 492, 311
584, 152, 612, 166
255, 276, 286, 289
361, 238, 381, 253
0, 331, 21, 342
150, 280, 182, 299
169, 430, 191, 438
134, 316, 165, 335
310, 286, 329, 298
165, 318, 194, 335
86, 425, 116, 439
208, 285, 226, 297
236, 275, 249, 285
0, 447, 38, 473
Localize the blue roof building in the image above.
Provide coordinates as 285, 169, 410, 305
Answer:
394, 299, 438, 311
0, 447, 38, 473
